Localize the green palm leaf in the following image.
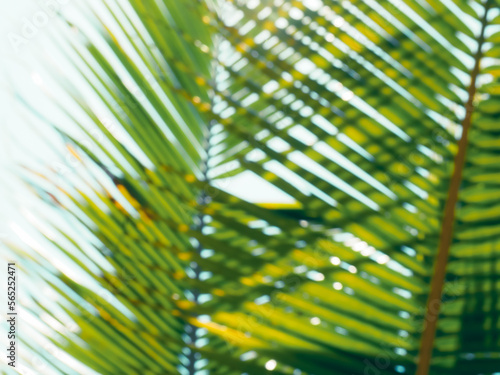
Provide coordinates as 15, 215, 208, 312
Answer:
7, 0, 500, 374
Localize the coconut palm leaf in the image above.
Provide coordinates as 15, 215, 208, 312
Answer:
8, 0, 500, 374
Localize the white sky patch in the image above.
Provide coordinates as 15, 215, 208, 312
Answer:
240, 92, 259, 107
262, 80, 279, 94
240, 351, 258, 361
310, 317, 322, 325
326, 80, 343, 92
295, 58, 317, 75
361, 246, 376, 257
212, 170, 297, 204
265, 159, 337, 206
404, 180, 429, 199
311, 114, 338, 135
330, 256, 341, 265
350, 96, 411, 142
290, 150, 379, 208
307, 270, 325, 281
314, 141, 396, 200
376, 254, 390, 265
352, 241, 369, 252
245, 148, 267, 162
239, 20, 256, 35
337, 133, 374, 161
288, 125, 318, 146
267, 137, 291, 153
275, 17, 288, 29
265, 359, 277, 371
393, 287, 412, 299
257, 6, 272, 20
303, 0, 323, 11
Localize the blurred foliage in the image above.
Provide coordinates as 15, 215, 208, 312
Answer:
9, 0, 500, 374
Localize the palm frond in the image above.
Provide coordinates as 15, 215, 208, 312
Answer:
8, 0, 500, 374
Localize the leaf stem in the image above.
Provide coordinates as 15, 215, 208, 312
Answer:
416, 3, 493, 374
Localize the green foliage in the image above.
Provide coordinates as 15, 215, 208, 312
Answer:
12, 0, 500, 374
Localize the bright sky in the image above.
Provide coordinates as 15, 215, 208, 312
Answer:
0, 2, 294, 372
0, 0, 297, 248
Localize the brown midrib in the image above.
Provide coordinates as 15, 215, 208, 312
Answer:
415, 3, 493, 375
